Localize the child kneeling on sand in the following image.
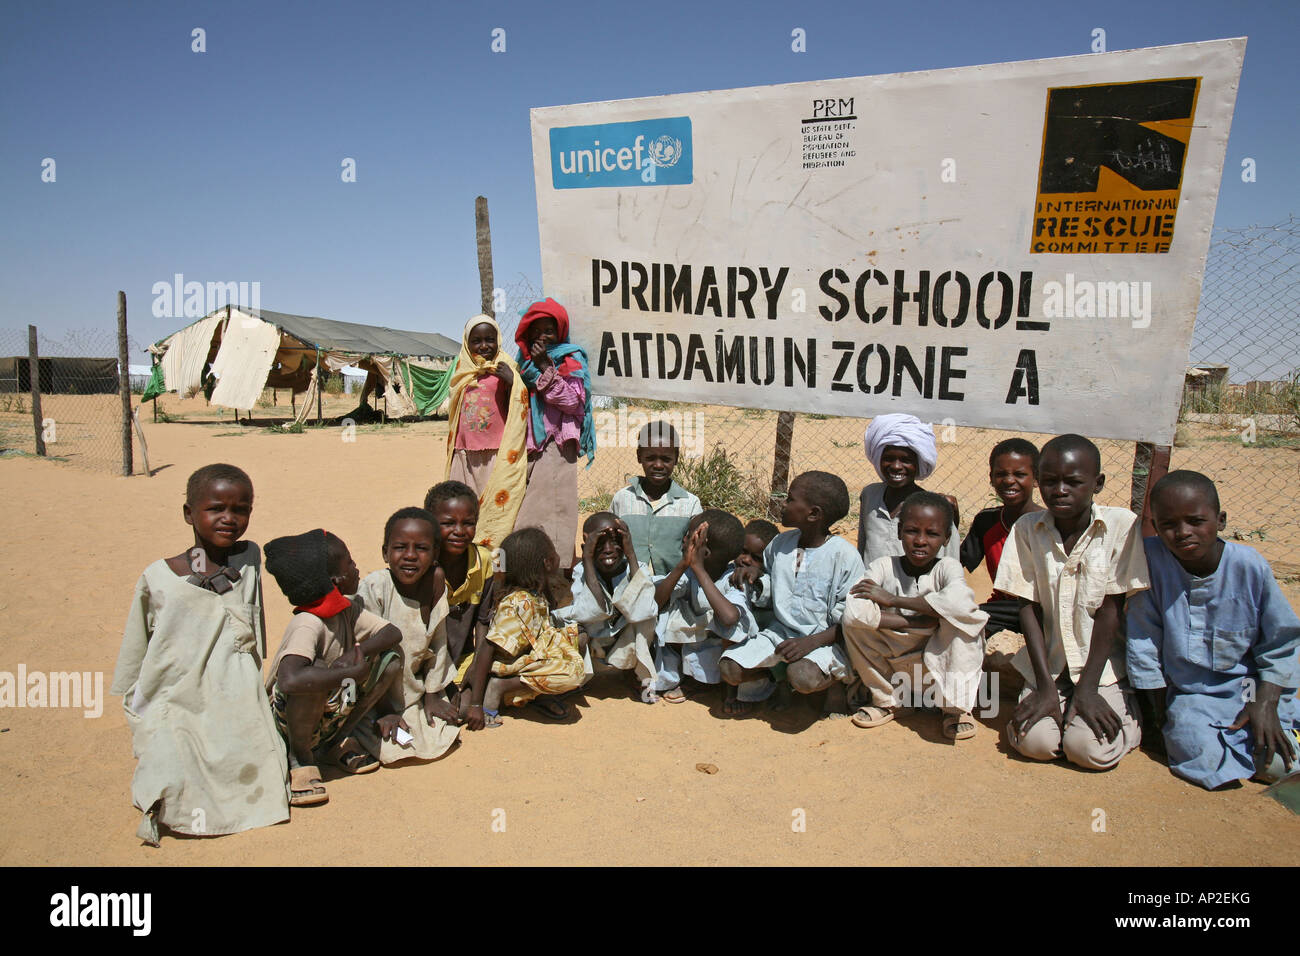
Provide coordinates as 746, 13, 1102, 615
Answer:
1127, 471, 1299, 789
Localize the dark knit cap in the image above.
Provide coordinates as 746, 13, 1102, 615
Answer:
264, 529, 340, 607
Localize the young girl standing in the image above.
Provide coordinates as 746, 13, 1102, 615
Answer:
467, 527, 586, 726
354, 507, 462, 763
510, 298, 595, 573
112, 464, 289, 844
445, 314, 529, 549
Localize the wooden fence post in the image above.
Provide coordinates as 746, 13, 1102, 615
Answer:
118, 291, 133, 476
476, 196, 494, 318
768, 410, 796, 520
1131, 441, 1172, 537
315, 348, 323, 425
27, 324, 45, 457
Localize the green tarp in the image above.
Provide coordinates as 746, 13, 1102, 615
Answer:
400, 358, 457, 415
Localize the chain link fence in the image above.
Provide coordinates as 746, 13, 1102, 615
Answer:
0, 327, 146, 474
6, 218, 1295, 569
572, 217, 1300, 569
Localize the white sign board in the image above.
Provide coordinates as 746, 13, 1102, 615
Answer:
531, 39, 1244, 445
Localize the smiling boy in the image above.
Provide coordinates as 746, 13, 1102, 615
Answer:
994, 434, 1149, 770
1126, 471, 1299, 789
555, 512, 659, 699
610, 421, 702, 575
858, 414, 961, 565
112, 464, 290, 844
960, 438, 1044, 637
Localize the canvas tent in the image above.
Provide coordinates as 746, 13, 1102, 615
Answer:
148, 307, 460, 421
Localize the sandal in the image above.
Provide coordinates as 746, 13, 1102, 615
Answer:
325, 738, 381, 775
943, 712, 977, 740
289, 765, 328, 807
660, 686, 687, 704
851, 704, 897, 729
483, 707, 503, 729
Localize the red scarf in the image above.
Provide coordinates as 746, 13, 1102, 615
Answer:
294, 586, 352, 619
516, 298, 582, 377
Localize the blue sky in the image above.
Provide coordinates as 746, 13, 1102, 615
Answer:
2, 0, 1296, 349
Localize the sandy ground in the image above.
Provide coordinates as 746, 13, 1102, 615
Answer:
1, 396, 1297, 866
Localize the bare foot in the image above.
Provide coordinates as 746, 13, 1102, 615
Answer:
721, 684, 756, 718
768, 683, 794, 712
530, 697, 569, 720
821, 682, 849, 720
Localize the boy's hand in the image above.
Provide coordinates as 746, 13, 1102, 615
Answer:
775, 634, 819, 663
1064, 686, 1122, 743
731, 564, 760, 587
330, 645, 363, 669
1228, 699, 1297, 776
1012, 687, 1063, 738
464, 705, 486, 731
424, 692, 460, 726
683, 522, 708, 571
614, 518, 638, 565
581, 529, 599, 561
377, 713, 410, 742
330, 645, 368, 682
902, 615, 940, 631
849, 579, 895, 606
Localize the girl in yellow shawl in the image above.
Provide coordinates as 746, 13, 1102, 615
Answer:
445, 315, 530, 549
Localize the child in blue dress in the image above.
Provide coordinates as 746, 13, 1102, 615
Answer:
1127, 470, 1299, 789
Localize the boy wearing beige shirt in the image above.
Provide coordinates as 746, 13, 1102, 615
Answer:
994, 435, 1149, 770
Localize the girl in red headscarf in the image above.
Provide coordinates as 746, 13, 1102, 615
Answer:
510, 298, 595, 574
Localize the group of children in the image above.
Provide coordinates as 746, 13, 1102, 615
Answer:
112, 317, 1300, 841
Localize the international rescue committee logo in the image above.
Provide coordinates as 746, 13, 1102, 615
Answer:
1032, 77, 1200, 254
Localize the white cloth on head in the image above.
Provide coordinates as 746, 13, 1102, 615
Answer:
863, 414, 938, 481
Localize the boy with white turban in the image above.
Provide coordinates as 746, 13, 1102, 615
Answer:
858, 413, 961, 565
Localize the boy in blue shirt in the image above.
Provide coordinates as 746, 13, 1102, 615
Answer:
610, 421, 702, 575
1127, 470, 1299, 789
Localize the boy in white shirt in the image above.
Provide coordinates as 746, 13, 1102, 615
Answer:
995, 434, 1149, 770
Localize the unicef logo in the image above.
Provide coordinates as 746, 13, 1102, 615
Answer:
648, 135, 684, 168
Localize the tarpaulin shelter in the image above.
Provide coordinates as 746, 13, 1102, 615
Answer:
0, 356, 118, 394
148, 307, 459, 421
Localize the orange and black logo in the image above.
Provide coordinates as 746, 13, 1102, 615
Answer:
1032, 77, 1200, 254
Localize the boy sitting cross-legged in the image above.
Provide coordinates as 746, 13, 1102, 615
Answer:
842, 491, 989, 740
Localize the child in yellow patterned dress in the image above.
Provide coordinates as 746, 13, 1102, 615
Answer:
467, 526, 585, 727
